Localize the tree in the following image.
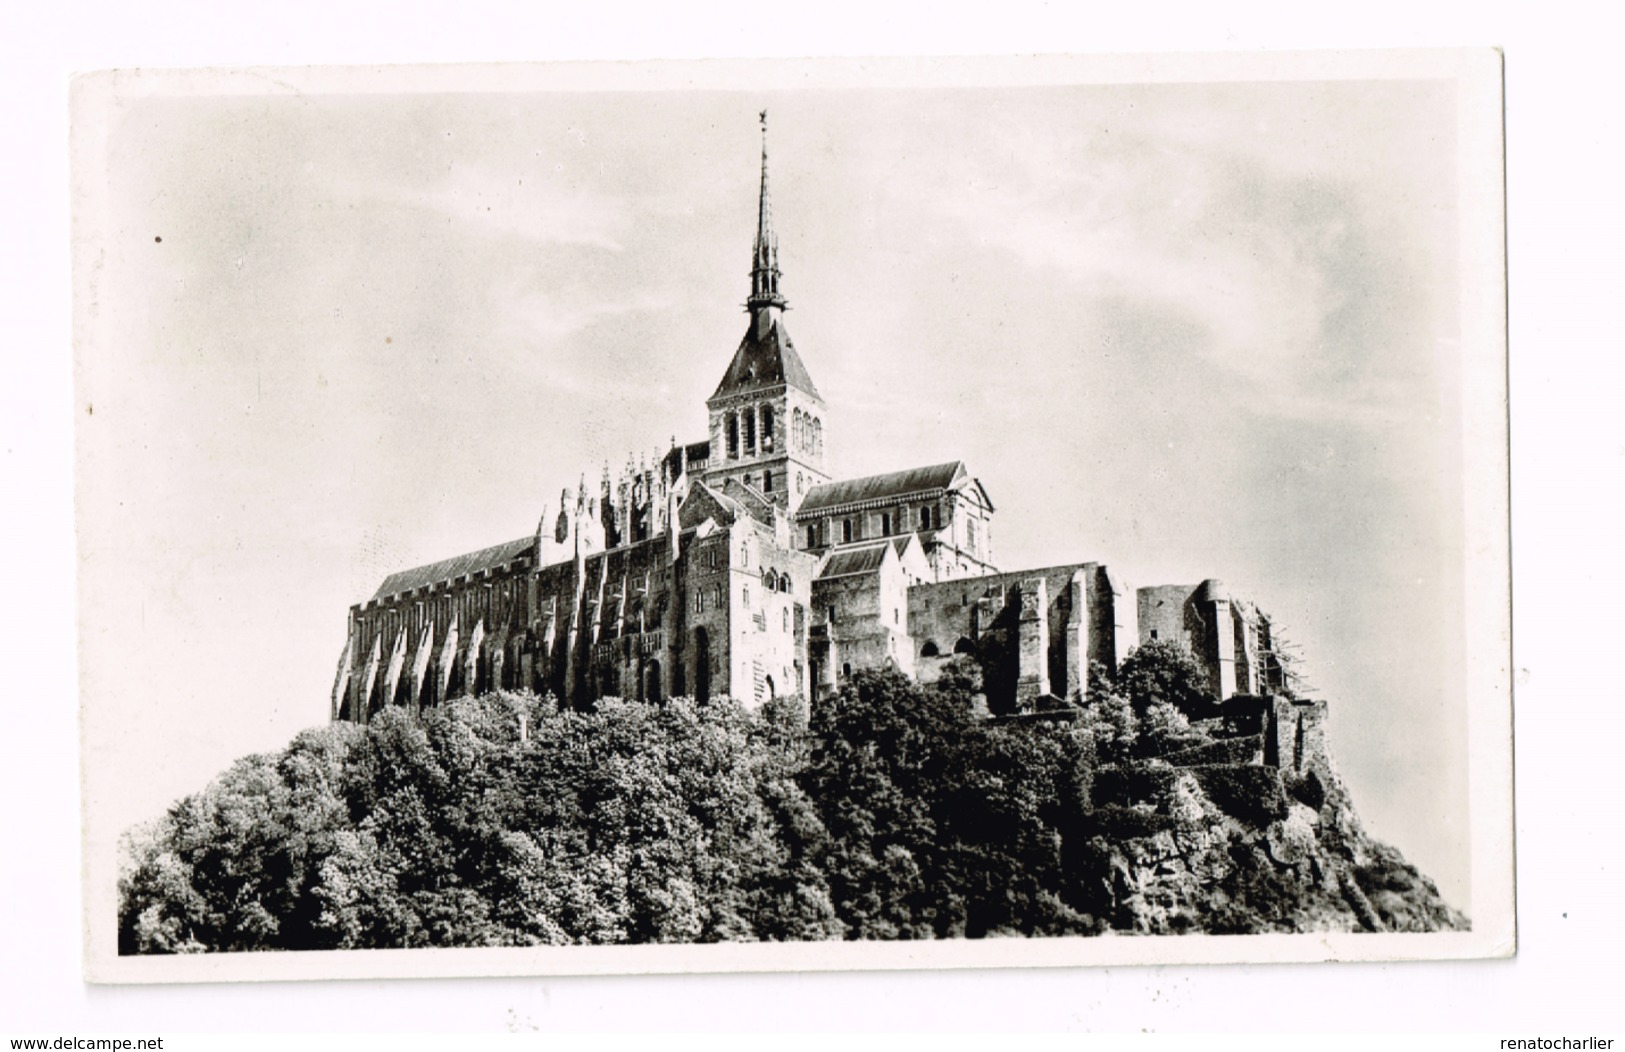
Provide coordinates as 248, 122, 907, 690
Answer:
1076, 663, 1138, 766
1114, 640, 1219, 719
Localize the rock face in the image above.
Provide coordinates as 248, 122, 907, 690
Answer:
1087, 765, 1467, 936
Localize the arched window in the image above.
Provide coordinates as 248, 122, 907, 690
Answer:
714, 583, 724, 607
841, 662, 851, 678
782, 608, 790, 632
953, 637, 975, 655
743, 407, 756, 455
921, 640, 940, 657
814, 418, 823, 456
725, 413, 739, 459
694, 591, 703, 614
761, 405, 774, 451
796, 472, 803, 494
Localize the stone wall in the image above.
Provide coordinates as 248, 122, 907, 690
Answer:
809, 549, 913, 694
1266, 696, 1331, 775
1136, 582, 1284, 701
906, 562, 1131, 711
338, 501, 818, 720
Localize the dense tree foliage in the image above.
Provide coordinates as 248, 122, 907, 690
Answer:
120, 658, 1464, 951
1114, 639, 1220, 719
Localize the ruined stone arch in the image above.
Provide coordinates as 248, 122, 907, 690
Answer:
953, 636, 975, 655
921, 640, 941, 658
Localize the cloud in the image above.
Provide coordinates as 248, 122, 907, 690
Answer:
907, 122, 1444, 428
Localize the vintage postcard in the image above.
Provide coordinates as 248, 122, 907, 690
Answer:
73, 49, 1511, 983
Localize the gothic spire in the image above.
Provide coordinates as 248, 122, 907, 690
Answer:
748, 109, 786, 311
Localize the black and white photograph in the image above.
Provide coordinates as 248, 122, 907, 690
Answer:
71, 50, 1510, 983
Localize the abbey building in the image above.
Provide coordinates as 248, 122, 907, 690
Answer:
331, 118, 1283, 722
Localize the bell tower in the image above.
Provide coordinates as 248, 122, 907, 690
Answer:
704, 112, 828, 513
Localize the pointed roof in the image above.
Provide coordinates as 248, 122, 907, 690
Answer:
677, 480, 746, 531
748, 109, 786, 312
711, 112, 818, 403
709, 314, 821, 401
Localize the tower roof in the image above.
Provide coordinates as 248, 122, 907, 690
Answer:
710, 111, 820, 403
708, 315, 821, 401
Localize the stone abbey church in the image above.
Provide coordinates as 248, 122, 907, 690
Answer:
331, 119, 1286, 723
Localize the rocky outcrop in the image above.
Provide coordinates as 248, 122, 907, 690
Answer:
1084, 763, 1467, 935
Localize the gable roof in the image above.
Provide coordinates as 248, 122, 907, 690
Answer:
795, 461, 969, 519
372, 536, 532, 600
708, 315, 820, 402
817, 540, 895, 580
678, 480, 745, 532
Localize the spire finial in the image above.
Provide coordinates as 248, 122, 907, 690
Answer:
748, 109, 786, 312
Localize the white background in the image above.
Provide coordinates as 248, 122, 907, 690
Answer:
3, 0, 1618, 1033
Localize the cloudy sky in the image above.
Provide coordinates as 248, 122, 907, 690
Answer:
79, 69, 1476, 908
